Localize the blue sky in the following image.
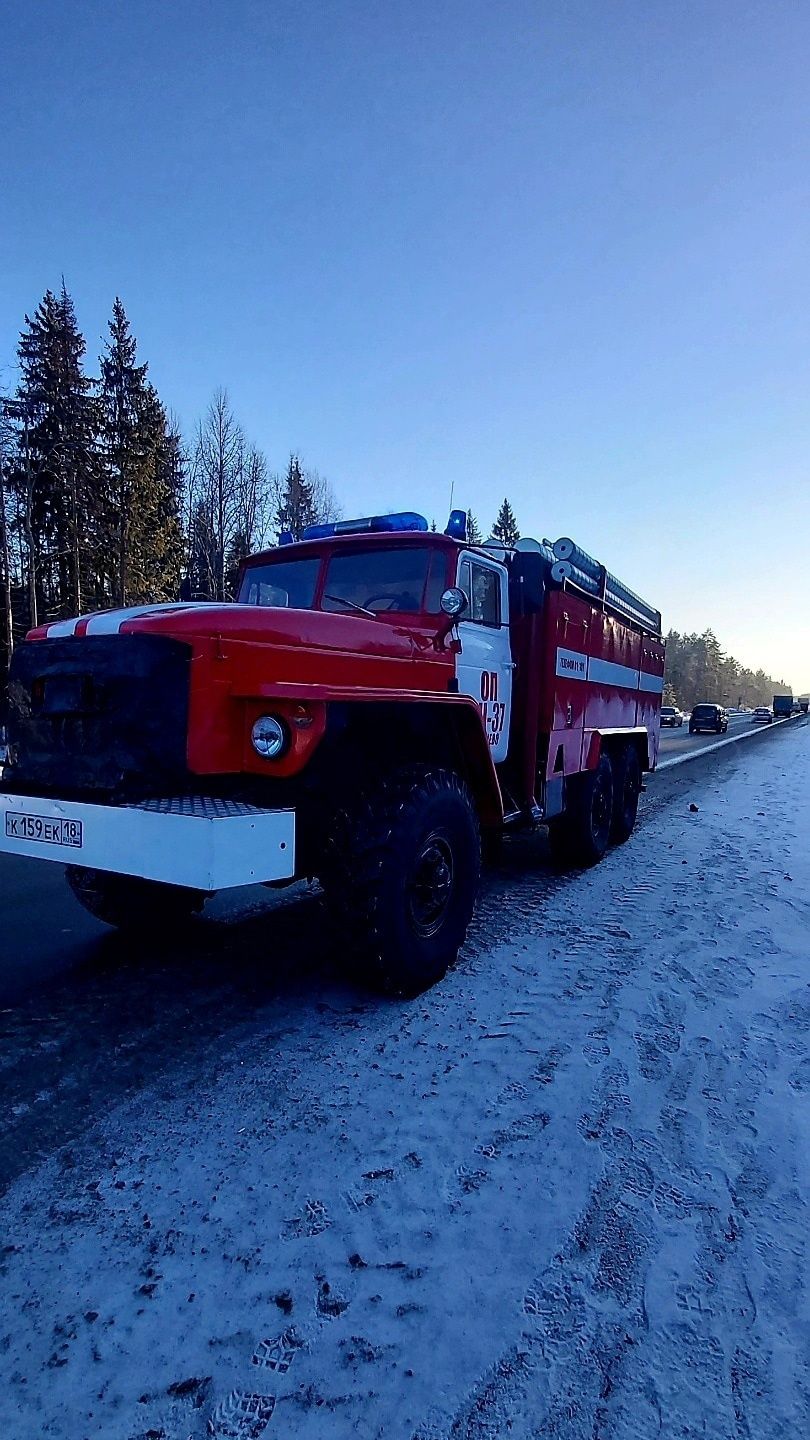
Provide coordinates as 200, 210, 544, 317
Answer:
2, 0, 809, 688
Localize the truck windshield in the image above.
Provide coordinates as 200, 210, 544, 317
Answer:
238, 558, 320, 609
238, 546, 445, 614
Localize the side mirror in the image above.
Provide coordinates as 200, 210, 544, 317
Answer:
435, 587, 468, 650
440, 587, 468, 618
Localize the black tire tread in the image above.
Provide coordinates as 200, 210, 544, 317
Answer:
611, 744, 641, 844
548, 754, 614, 869
321, 764, 480, 995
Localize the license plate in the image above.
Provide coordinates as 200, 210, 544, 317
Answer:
5, 811, 83, 848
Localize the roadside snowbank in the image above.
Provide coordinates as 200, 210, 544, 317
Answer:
1, 728, 808, 1438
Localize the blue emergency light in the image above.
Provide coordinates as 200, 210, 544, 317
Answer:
290, 511, 429, 543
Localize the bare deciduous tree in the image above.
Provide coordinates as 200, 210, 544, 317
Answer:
190, 389, 246, 600
189, 391, 274, 599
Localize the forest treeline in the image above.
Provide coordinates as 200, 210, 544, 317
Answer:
0, 286, 791, 709
663, 630, 791, 712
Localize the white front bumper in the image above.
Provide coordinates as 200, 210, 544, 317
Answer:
0, 792, 295, 891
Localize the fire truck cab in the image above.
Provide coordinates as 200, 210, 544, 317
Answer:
1, 510, 664, 995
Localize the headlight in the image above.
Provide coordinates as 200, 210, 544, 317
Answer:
251, 715, 288, 759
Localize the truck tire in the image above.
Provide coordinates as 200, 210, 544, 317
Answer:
548, 754, 614, 868
611, 744, 641, 844
321, 766, 481, 997
65, 867, 204, 931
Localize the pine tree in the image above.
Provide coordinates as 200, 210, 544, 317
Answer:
274, 454, 317, 539
466, 511, 483, 545
491, 498, 520, 546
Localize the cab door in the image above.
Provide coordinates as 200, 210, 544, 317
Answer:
455, 554, 513, 763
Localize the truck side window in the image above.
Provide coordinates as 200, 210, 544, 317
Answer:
468, 563, 501, 627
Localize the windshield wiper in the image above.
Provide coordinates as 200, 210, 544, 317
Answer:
323, 594, 376, 619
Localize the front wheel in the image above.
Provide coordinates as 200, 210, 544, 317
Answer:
321, 766, 481, 996
66, 867, 204, 931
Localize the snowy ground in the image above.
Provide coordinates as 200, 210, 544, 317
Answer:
1, 726, 809, 1439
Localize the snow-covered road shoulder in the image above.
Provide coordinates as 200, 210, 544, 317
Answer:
1, 730, 809, 1438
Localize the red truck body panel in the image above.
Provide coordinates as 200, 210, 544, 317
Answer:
538, 592, 664, 783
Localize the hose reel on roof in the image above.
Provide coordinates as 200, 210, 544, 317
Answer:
549, 537, 660, 634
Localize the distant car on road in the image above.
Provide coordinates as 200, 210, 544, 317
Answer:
753, 706, 774, 724
660, 705, 685, 728
689, 703, 729, 735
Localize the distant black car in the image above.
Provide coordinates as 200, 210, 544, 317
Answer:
660, 706, 684, 727
689, 703, 728, 735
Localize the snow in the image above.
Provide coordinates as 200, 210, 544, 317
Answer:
1, 726, 809, 1438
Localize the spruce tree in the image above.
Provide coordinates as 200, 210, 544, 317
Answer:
13, 285, 101, 621
466, 511, 483, 545
274, 454, 317, 539
98, 298, 149, 605
491, 498, 520, 547
187, 498, 215, 600
150, 413, 186, 600
98, 298, 184, 606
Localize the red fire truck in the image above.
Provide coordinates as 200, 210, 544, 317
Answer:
0, 511, 664, 994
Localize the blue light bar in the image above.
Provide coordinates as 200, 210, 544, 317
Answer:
444, 509, 468, 541
301, 511, 429, 541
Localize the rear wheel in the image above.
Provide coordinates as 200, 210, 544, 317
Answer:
65, 867, 204, 931
611, 745, 641, 844
321, 765, 480, 996
548, 754, 614, 868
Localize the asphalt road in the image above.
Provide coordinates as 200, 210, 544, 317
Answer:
0, 713, 795, 1014
657, 707, 761, 760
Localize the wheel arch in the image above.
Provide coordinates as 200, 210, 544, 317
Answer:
318, 698, 504, 826
584, 727, 652, 773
